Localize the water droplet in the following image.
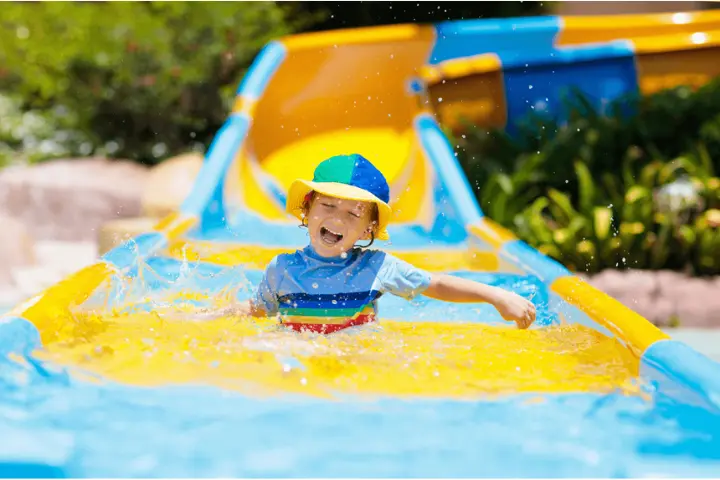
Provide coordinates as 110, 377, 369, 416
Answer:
528, 85, 533, 90
340, 252, 348, 259
312, 283, 319, 289
16, 26, 30, 40
438, 97, 443, 102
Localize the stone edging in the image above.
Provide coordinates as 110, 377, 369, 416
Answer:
579, 269, 720, 328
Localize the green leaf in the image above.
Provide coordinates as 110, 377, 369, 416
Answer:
574, 160, 595, 216
523, 197, 554, 245
547, 188, 578, 225
593, 207, 612, 241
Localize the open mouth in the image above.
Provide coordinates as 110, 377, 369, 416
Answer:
320, 226, 344, 245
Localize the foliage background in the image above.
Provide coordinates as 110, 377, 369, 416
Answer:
454, 80, 720, 275
0, 1, 543, 166
3, 1, 717, 275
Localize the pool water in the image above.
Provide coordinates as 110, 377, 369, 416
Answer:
2, 262, 720, 477
39, 315, 641, 398
3, 354, 720, 478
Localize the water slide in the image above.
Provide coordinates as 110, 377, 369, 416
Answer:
2, 10, 720, 477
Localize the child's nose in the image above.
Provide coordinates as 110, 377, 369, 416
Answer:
327, 218, 345, 228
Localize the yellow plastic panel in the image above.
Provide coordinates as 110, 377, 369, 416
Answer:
20, 262, 116, 343
635, 38, 720, 95
261, 128, 413, 192
167, 240, 500, 273
551, 276, 669, 357
427, 69, 508, 131
248, 26, 435, 161
558, 10, 720, 45
468, 217, 518, 250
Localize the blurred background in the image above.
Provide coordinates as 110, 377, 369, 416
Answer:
8, 1, 719, 168
0, 1, 545, 168
0, 1, 542, 303
0, 1, 719, 350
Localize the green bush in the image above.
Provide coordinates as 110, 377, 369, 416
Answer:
0, 2, 314, 165
0, 93, 91, 167
0, 2, 547, 166
456, 78, 720, 275
514, 151, 720, 275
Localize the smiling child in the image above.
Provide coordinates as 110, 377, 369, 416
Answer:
201, 154, 536, 333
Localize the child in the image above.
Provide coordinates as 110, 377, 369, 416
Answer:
205, 154, 536, 333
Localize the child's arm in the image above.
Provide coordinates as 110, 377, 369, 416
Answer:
213, 300, 267, 318
187, 256, 281, 321
178, 299, 267, 321
424, 274, 536, 329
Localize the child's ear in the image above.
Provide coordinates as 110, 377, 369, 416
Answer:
301, 201, 311, 218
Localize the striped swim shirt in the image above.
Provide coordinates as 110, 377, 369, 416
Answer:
252, 245, 432, 333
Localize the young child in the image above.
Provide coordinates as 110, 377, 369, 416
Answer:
207, 154, 536, 333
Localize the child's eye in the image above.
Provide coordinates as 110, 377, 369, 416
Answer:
321, 203, 335, 209
350, 212, 361, 218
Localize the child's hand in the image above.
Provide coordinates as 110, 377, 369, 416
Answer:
425, 274, 537, 329
494, 290, 536, 329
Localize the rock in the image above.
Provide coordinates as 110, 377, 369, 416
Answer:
141, 153, 203, 218
97, 217, 160, 254
8, 241, 98, 299
0, 215, 36, 287
662, 276, 714, 307
585, 268, 720, 328
642, 297, 677, 328
588, 269, 657, 299
655, 270, 687, 297
34, 241, 98, 276
584, 269, 623, 295
0, 157, 149, 241
11, 266, 65, 298
675, 298, 720, 328
676, 277, 720, 327
612, 293, 676, 328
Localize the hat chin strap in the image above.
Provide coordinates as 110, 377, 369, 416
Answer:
356, 231, 375, 249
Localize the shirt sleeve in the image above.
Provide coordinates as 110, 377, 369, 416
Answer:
252, 256, 281, 315
377, 253, 432, 300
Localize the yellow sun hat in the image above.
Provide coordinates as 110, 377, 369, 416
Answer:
286, 154, 392, 241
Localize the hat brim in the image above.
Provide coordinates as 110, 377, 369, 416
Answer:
286, 180, 391, 241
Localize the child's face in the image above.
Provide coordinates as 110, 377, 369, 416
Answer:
305, 193, 375, 257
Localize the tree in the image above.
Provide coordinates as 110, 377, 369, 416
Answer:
0, 2, 312, 164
